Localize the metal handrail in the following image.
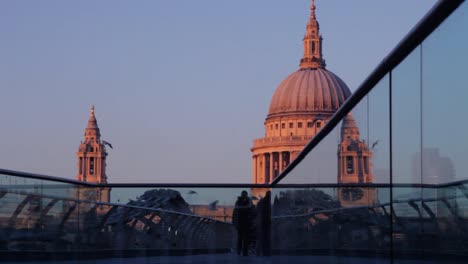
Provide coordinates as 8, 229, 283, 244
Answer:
0, 168, 271, 188
273, 194, 465, 220
2, 167, 468, 189
0, 187, 229, 224
0, 168, 96, 186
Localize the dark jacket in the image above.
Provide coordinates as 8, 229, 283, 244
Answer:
232, 196, 253, 230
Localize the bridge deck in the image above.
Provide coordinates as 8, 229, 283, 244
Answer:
2, 254, 467, 264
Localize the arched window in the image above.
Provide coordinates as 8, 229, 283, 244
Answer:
89, 157, 95, 175
346, 156, 354, 174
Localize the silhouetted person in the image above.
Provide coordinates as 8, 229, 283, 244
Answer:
256, 191, 271, 256
83, 206, 98, 246
232, 190, 253, 256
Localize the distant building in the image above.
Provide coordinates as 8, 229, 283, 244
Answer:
251, 0, 351, 184
412, 148, 455, 184
76, 105, 110, 204
192, 205, 234, 223
411, 148, 457, 216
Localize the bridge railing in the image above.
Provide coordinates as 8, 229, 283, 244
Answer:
1, 0, 467, 261
2, 169, 468, 260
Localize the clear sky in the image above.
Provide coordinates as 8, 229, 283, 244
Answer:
0, 0, 437, 183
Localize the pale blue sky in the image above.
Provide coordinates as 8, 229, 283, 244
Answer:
0, 1, 437, 183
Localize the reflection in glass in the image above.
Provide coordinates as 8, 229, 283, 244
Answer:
422, 2, 468, 184
392, 48, 421, 184
368, 75, 390, 185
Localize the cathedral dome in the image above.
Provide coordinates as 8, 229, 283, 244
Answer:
268, 68, 351, 117
251, 0, 354, 185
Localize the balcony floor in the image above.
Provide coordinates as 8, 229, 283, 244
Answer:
3, 254, 467, 264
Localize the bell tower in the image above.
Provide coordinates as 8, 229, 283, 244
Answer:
76, 105, 110, 203
338, 113, 373, 184
337, 113, 376, 207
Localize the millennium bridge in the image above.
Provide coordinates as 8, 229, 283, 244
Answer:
1, 0, 468, 263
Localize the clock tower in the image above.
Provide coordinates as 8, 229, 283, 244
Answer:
76, 105, 110, 204
337, 113, 376, 207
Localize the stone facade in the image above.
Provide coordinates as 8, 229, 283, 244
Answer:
337, 114, 376, 207
337, 114, 373, 184
76, 105, 110, 204
251, 1, 377, 207
251, 0, 351, 184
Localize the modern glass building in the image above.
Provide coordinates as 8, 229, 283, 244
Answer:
0, 0, 467, 263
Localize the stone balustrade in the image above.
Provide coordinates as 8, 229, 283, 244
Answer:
253, 135, 313, 148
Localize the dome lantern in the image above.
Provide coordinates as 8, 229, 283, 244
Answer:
300, 0, 326, 69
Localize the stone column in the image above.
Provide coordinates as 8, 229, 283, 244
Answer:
358, 153, 365, 183
83, 156, 87, 181
338, 155, 342, 182
252, 155, 257, 183
284, 152, 290, 168
262, 153, 271, 183
341, 155, 346, 181
78, 157, 82, 176
259, 154, 264, 183
96, 157, 100, 182
291, 151, 297, 161
101, 157, 105, 179
81, 157, 84, 178
269, 153, 274, 183
351, 155, 356, 180
279, 152, 283, 172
